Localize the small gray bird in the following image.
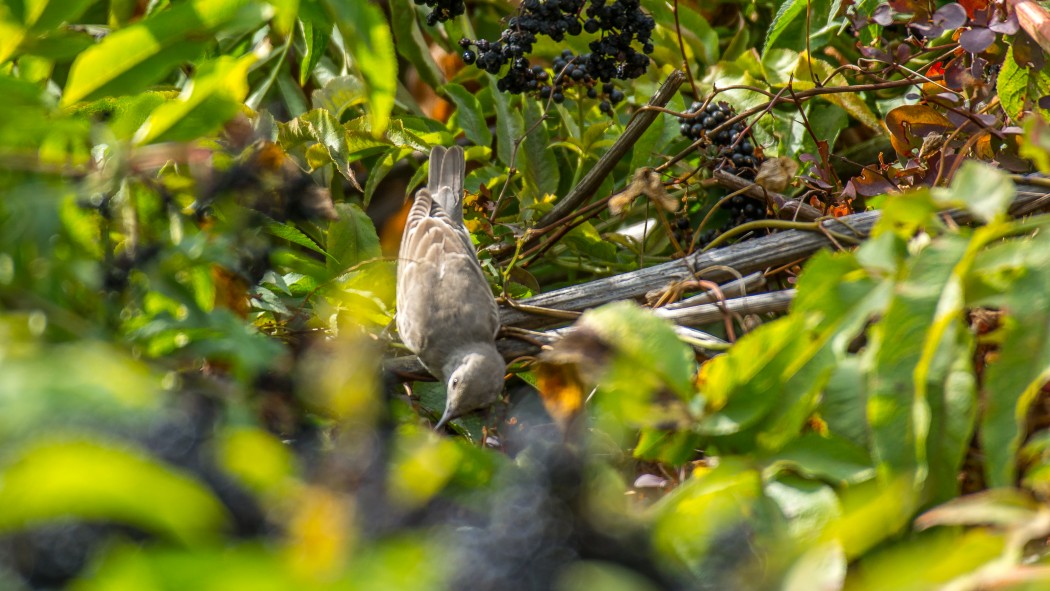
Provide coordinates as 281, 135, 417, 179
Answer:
397, 146, 505, 429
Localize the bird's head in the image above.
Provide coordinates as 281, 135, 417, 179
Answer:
436, 344, 505, 429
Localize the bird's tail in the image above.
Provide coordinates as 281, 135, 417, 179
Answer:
428, 145, 465, 225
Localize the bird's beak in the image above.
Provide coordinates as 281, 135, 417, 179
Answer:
434, 408, 452, 431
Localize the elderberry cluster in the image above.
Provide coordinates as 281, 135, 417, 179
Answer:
413, 0, 465, 26
678, 101, 761, 178
457, 0, 655, 111
674, 100, 768, 248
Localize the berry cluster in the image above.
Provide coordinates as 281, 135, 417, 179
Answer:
457, 0, 655, 111
678, 101, 762, 178
413, 0, 465, 26
674, 100, 768, 248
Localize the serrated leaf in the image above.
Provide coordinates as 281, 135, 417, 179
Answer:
279, 108, 374, 188
265, 219, 330, 259
764, 0, 838, 54
998, 46, 1050, 120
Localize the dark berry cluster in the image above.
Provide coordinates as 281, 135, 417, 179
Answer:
413, 0, 465, 26
675, 100, 768, 248
545, 49, 627, 113
678, 101, 762, 178
456, 0, 655, 111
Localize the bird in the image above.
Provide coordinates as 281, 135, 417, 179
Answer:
397, 146, 505, 429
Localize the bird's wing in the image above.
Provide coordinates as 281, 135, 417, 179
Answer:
396, 189, 500, 363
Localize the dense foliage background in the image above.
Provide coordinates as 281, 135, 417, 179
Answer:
1, 0, 1050, 588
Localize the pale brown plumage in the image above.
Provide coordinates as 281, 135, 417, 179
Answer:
397, 146, 504, 428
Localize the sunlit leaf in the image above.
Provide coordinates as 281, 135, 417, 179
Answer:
0, 438, 227, 542
133, 53, 256, 145
62, 0, 263, 105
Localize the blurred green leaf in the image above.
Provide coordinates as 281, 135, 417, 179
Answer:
0, 438, 227, 542
970, 231, 1050, 487
763, 433, 875, 486
998, 46, 1050, 121
62, 0, 260, 105
133, 53, 256, 145
581, 301, 695, 400
390, 0, 444, 89
932, 162, 1015, 224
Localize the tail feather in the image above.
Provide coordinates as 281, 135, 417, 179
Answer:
428, 146, 465, 225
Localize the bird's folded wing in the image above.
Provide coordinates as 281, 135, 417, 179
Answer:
396, 190, 500, 357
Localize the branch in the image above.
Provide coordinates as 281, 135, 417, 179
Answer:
655, 289, 796, 326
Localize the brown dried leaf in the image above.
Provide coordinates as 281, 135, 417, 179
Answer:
754, 157, 800, 192
884, 104, 954, 157
609, 168, 677, 215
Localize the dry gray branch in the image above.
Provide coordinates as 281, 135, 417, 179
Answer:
500, 210, 880, 329
654, 271, 766, 309
655, 290, 796, 326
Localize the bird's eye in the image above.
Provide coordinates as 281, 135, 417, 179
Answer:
452, 377, 460, 388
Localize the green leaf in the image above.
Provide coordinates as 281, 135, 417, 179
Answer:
326, 202, 381, 274
442, 83, 492, 147
698, 315, 807, 437
279, 108, 376, 188
764, 0, 838, 55
642, 0, 719, 65
265, 219, 330, 259
518, 98, 558, 199
970, 231, 1050, 487
24, 0, 99, 32
998, 46, 1050, 120
389, 0, 444, 89
867, 233, 974, 498
699, 250, 889, 449
364, 146, 414, 207
61, 0, 257, 105
931, 161, 1015, 224
323, 0, 397, 137
0, 438, 227, 542
763, 433, 875, 486
580, 301, 696, 400
490, 75, 523, 169
133, 53, 256, 145
297, 17, 330, 87
653, 458, 781, 573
